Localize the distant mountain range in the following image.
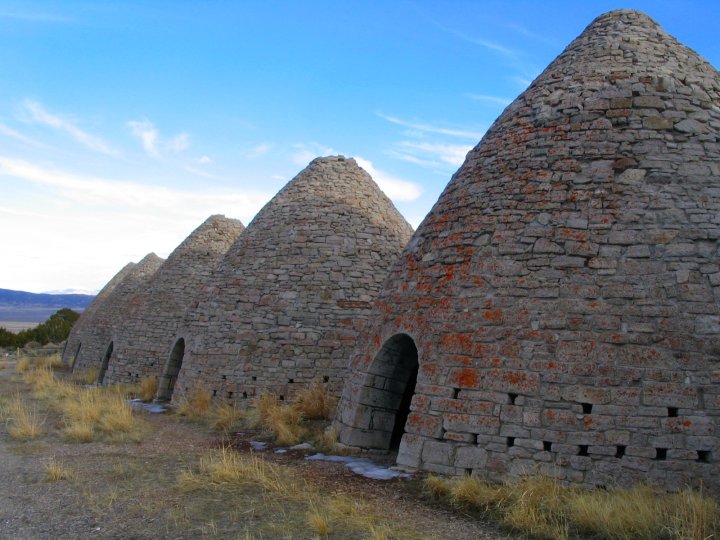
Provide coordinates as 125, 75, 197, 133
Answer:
0, 288, 95, 324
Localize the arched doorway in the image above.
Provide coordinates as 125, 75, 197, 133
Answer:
70, 342, 82, 373
98, 341, 113, 384
156, 338, 185, 402
355, 333, 419, 451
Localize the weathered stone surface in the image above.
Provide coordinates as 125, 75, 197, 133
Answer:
68, 253, 164, 378
335, 10, 720, 494
104, 215, 245, 386
174, 156, 413, 402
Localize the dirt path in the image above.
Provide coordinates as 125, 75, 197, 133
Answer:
0, 367, 512, 539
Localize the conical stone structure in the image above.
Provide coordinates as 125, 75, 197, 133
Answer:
103, 215, 245, 386
163, 156, 413, 403
72, 253, 164, 381
335, 10, 720, 493
63, 262, 136, 370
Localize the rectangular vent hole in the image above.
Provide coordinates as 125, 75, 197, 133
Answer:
288, 378, 294, 384
543, 441, 552, 452
697, 450, 711, 463
212, 389, 217, 397
464, 468, 473, 477
323, 375, 329, 383
578, 445, 589, 456
654, 448, 667, 461
227, 391, 233, 399
581, 403, 593, 414
252, 376, 257, 381
221, 375, 227, 380
508, 393, 518, 405
279, 395, 285, 401
242, 391, 248, 399
452, 388, 460, 399
668, 407, 678, 417
506, 437, 515, 447
615, 445, 626, 459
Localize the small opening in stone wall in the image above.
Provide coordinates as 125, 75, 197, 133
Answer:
227, 391, 233, 399
543, 441, 552, 452
288, 378, 294, 383
615, 445, 626, 458
581, 403, 593, 414
667, 407, 678, 417
452, 388, 460, 399
697, 450, 711, 463
578, 445, 589, 456
252, 376, 257, 381
127, 372, 131, 377
221, 375, 226, 380
279, 395, 285, 401
150, 362, 154, 367
323, 375, 329, 383
212, 389, 217, 397
473, 434, 479, 445
135, 374, 139, 378
507, 437, 515, 447
464, 468, 473, 477
654, 448, 667, 461
242, 391, 248, 399
508, 393, 518, 405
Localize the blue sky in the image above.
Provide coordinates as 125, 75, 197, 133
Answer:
1, 1, 718, 293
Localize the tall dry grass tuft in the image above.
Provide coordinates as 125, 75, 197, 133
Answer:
71, 367, 99, 385
44, 457, 73, 481
502, 475, 569, 540
175, 388, 212, 421
137, 376, 158, 402
209, 401, 242, 432
246, 393, 306, 445
4, 395, 43, 441
15, 355, 30, 375
294, 382, 336, 420
38, 354, 63, 370
307, 502, 331, 537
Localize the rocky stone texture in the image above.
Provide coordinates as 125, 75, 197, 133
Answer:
173, 156, 413, 403
336, 10, 720, 493
62, 262, 136, 369
70, 253, 164, 378
103, 216, 245, 386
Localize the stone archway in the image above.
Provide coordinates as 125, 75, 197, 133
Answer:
70, 342, 82, 373
156, 338, 185, 402
98, 341, 113, 384
354, 333, 419, 451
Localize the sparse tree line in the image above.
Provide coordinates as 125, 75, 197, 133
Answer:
0, 308, 79, 348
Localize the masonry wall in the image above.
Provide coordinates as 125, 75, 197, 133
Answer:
174, 156, 413, 403
104, 216, 244, 385
62, 262, 136, 369
336, 10, 720, 493
71, 253, 164, 377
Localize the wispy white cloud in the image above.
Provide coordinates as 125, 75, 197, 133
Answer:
127, 118, 191, 157
395, 141, 472, 168
437, 25, 517, 57
0, 156, 270, 223
24, 100, 120, 156
467, 94, 512, 107
197, 155, 213, 164
378, 113, 483, 140
127, 119, 159, 156
0, 121, 47, 148
354, 157, 422, 202
245, 143, 273, 159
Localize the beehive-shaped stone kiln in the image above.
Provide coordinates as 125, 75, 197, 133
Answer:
160, 156, 413, 403
63, 261, 136, 370
335, 10, 720, 492
71, 253, 164, 381
102, 215, 245, 385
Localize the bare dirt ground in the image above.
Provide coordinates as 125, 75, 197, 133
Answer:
0, 365, 513, 540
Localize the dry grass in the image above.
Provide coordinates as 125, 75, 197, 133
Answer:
426, 473, 720, 540
71, 367, 99, 385
178, 447, 420, 539
3, 394, 43, 441
293, 382, 336, 420
137, 376, 158, 402
175, 388, 212, 421
44, 456, 73, 481
15, 356, 30, 375
38, 354, 63, 370
209, 401, 242, 432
